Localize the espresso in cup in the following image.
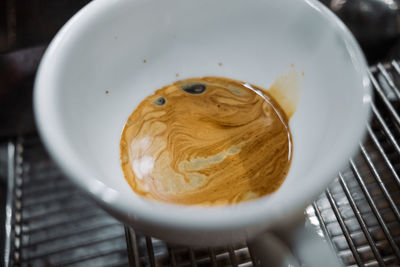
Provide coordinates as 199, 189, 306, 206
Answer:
120, 76, 295, 206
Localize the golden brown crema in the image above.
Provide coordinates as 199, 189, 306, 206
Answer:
120, 76, 294, 206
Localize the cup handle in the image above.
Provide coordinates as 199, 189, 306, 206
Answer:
247, 218, 341, 267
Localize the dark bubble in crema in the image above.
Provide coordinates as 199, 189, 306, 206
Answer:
181, 83, 206, 94
153, 96, 166, 106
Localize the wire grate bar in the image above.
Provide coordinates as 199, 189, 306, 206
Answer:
145, 236, 156, 267
390, 61, 400, 99
369, 71, 400, 126
359, 143, 400, 222
168, 246, 178, 267
22, 222, 121, 248
21, 190, 82, 209
208, 248, 218, 267
56, 248, 128, 267
312, 202, 337, 253
21, 181, 76, 197
124, 227, 140, 267
349, 159, 400, 261
326, 187, 365, 266
370, 102, 400, 155
367, 126, 400, 188
189, 248, 197, 267
4, 141, 16, 267
21, 202, 95, 222
377, 63, 400, 100
338, 173, 386, 266
20, 234, 125, 262
23, 210, 106, 234
228, 245, 239, 267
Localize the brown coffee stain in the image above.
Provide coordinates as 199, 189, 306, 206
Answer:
268, 68, 301, 119
120, 76, 297, 206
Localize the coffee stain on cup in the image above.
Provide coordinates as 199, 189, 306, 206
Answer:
268, 68, 301, 119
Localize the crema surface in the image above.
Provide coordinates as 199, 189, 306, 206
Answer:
120, 77, 292, 206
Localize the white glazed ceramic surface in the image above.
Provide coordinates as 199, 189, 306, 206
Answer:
34, 0, 371, 245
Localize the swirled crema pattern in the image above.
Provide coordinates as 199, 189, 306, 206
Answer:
120, 77, 293, 206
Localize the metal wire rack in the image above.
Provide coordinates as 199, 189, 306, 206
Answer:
3, 61, 400, 266
311, 61, 400, 267
3, 138, 129, 267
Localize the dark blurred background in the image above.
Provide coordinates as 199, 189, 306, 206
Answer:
1, 0, 400, 264
0, 0, 92, 137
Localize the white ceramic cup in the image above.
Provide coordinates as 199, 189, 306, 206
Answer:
34, 0, 371, 265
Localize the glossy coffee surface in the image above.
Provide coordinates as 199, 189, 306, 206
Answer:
120, 77, 292, 205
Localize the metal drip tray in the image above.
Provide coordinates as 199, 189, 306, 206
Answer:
3, 61, 400, 266
3, 138, 128, 267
